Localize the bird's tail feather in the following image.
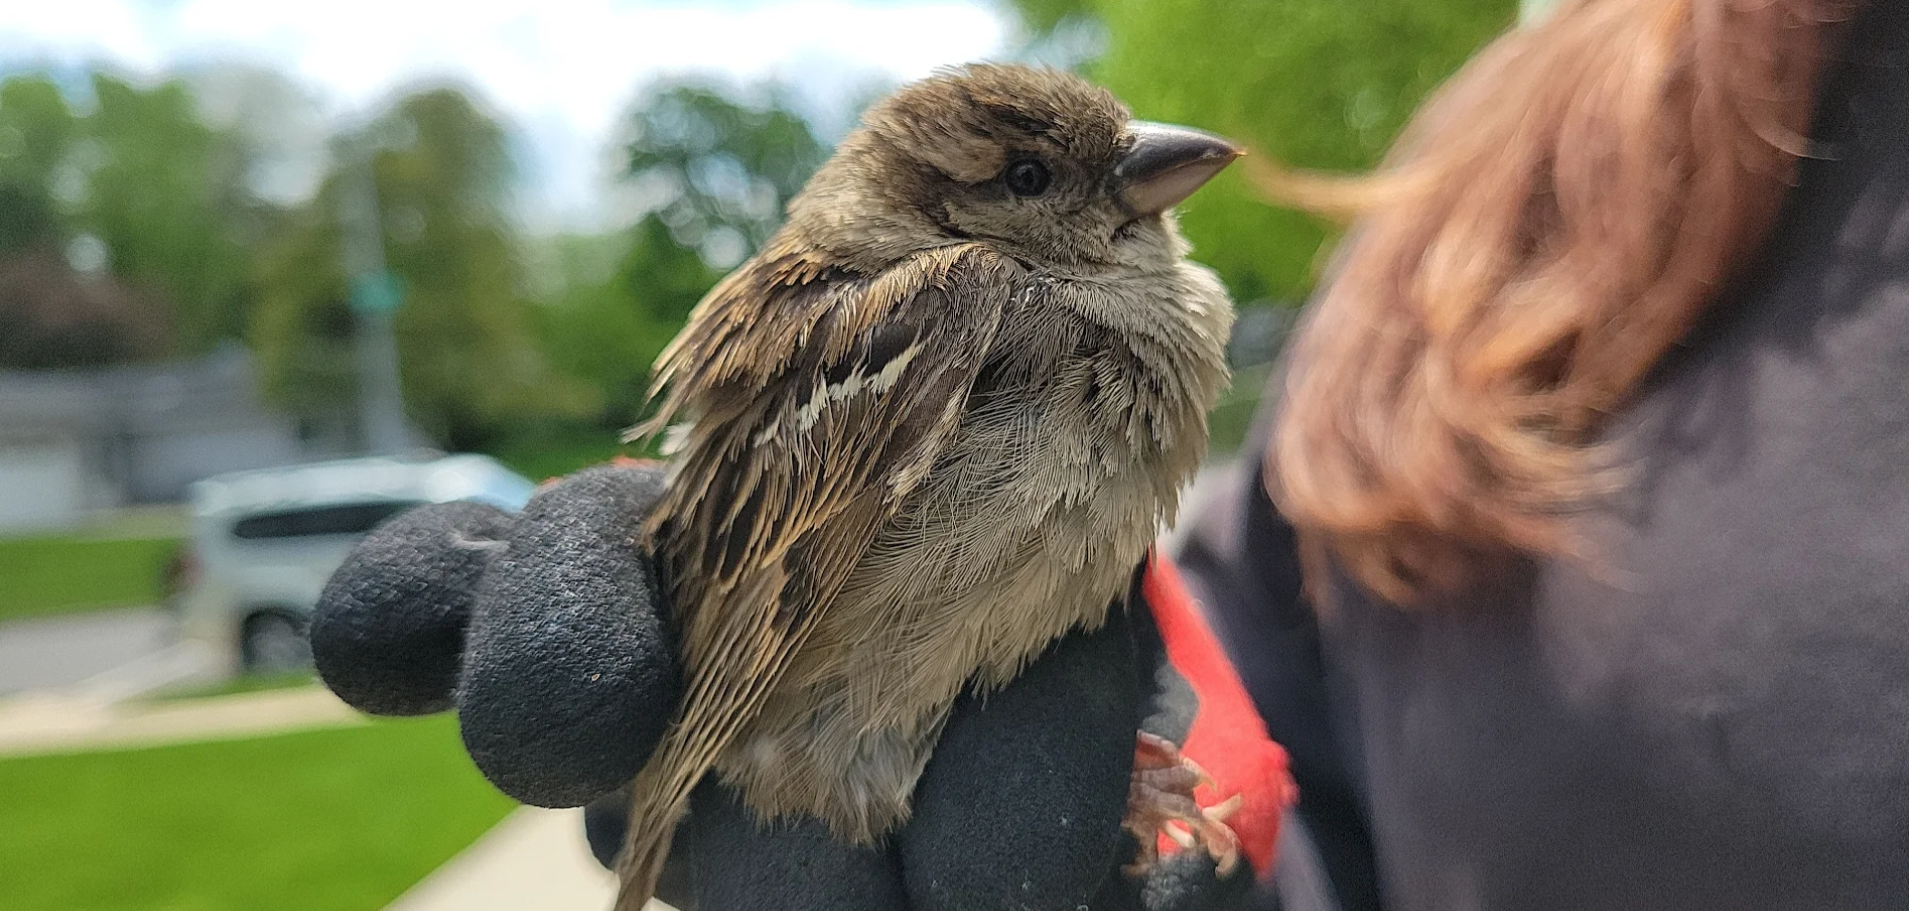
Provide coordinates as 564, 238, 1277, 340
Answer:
611, 749, 703, 911
611, 558, 850, 909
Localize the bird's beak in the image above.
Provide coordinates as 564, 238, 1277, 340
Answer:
1114, 121, 1243, 217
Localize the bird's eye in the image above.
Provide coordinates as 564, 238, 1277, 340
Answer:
1004, 159, 1051, 197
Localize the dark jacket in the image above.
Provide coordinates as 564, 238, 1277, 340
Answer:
1176, 5, 1909, 909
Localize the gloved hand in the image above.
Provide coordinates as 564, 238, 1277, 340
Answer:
309, 461, 1294, 911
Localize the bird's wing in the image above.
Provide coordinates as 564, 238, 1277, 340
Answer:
633, 240, 1018, 764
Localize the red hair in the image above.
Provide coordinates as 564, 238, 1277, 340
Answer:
1262, 0, 1855, 605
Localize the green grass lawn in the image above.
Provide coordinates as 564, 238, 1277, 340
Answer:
0, 532, 184, 625
0, 715, 516, 911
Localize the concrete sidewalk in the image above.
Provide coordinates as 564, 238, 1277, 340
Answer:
0, 683, 360, 757
382, 806, 674, 911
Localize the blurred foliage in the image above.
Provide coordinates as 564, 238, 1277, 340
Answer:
253, 87, 586, 450
482, 419, 643, 483
619, 212, 728, 327
622, 81, 828, 269
0, 76, 77, 251
0, 5, 1515, 458
527, 78, 825, 443
530, 218, 715, 433
1006, 0, 1518, 303
1003, 0, 1091, 38
0, 716, 513, 911
0, 72, 272, 367
81, 74, 273, 354
0, 65, 827, 455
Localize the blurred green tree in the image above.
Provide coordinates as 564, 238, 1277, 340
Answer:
621, 80, 828, 271
1006, 0, 1518, 303
528, 78, 824, 444
1009, 0, 1091, 36
0, 76, 79, 253
254, 85, 584, 450
532, 215, 722, 430
0, 71, 291, 367
180, 63, 332, 209
79, 73, 270, 355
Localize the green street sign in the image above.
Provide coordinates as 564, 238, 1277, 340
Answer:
350, 271, 404, 315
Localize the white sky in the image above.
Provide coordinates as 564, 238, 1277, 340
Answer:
0, 0, 1013, 231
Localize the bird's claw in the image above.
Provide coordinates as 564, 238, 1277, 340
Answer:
1121, 732, 1243, 878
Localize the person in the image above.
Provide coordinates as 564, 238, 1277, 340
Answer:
1179, 0, 1909, 908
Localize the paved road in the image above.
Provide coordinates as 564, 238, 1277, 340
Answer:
0, 607, 174, 696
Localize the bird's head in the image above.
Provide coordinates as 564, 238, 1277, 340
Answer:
788, 64, 1241, 270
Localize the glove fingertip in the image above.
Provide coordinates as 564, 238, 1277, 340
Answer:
312, 501, 512, 717
456, 465, 682, 808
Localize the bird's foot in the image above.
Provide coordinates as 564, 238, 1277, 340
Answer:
1121, 731, 1242, 877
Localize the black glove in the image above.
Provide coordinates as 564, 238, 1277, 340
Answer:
311, 462, 1279, 911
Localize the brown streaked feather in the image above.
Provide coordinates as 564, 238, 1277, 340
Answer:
610, 241, 1020, 910
639, 241, 1016, 630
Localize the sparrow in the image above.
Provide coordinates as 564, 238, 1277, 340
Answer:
614, 63, 1241, 909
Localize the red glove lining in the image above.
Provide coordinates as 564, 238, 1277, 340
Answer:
1142, 549, 1298, 880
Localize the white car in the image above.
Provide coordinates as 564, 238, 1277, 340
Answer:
168, 453, 536, 675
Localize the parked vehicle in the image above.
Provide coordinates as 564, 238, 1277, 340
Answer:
167, 453, 536, 675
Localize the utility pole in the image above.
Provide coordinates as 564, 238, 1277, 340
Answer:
339, 129, 409, 456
